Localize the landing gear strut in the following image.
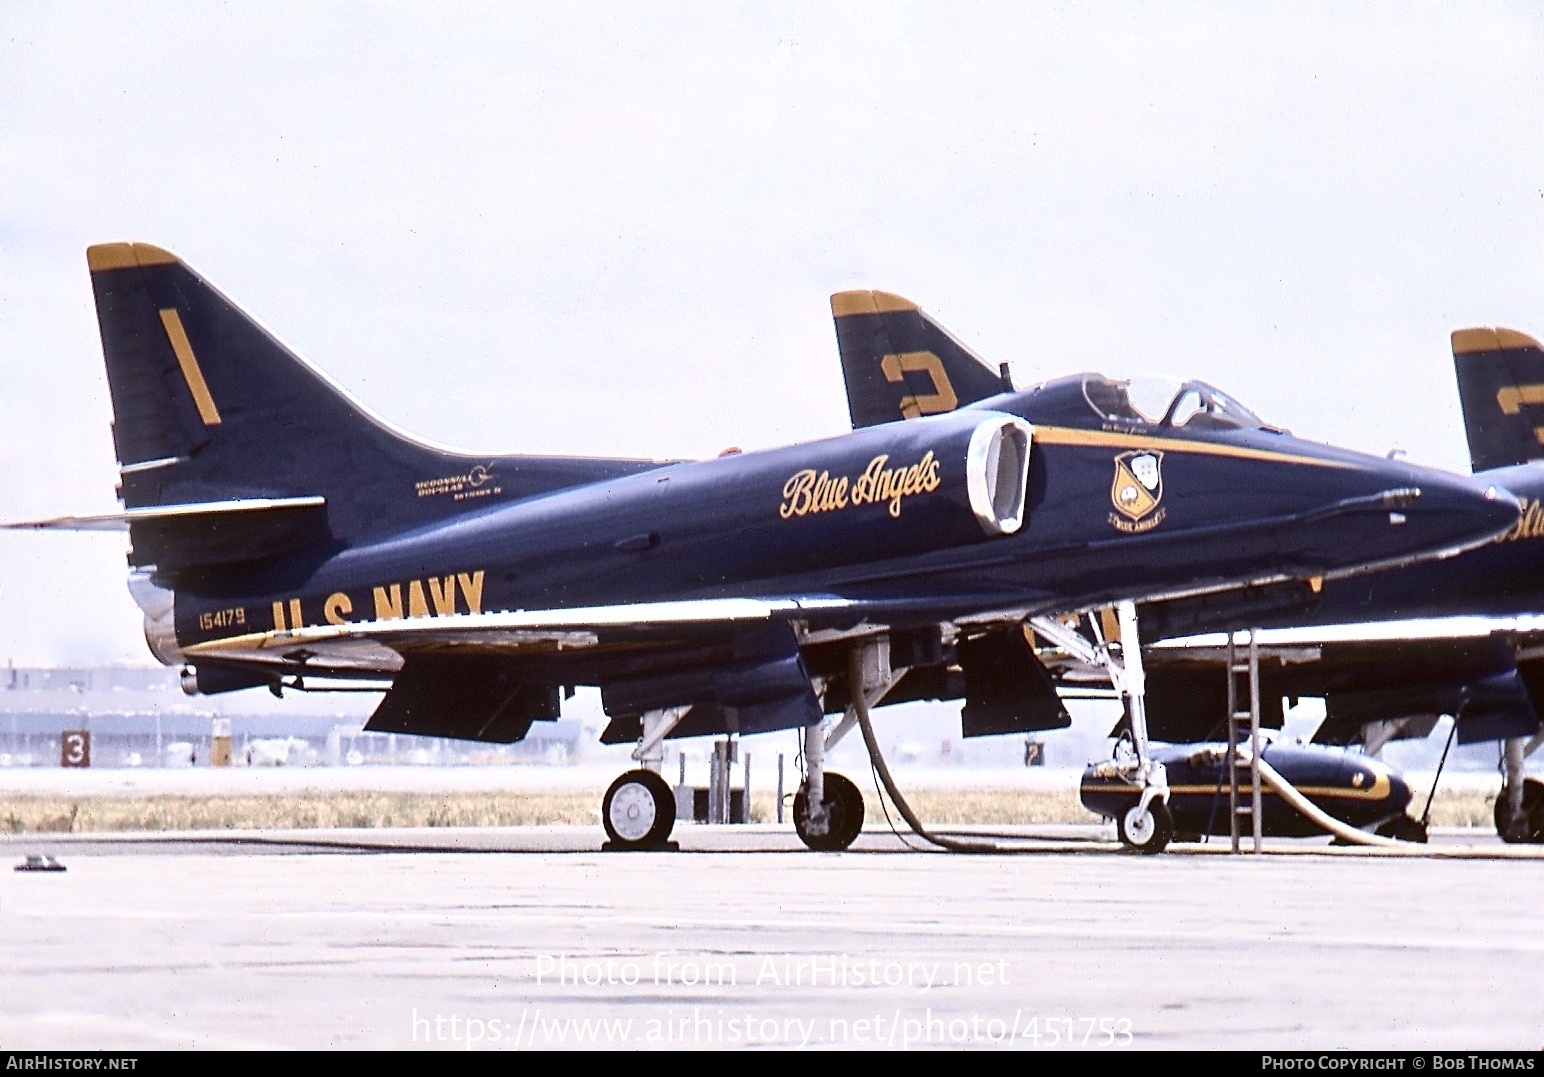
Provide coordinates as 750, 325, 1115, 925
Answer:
1031, 601, 1172, 854
791, 643, 898, 852
793, 702, 866, 852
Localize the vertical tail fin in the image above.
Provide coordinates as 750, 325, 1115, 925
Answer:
829, 290, 1012, 429
1451, 327, 1544, 473
86, 242, 655, 560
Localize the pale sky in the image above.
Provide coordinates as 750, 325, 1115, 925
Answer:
2, 3, 1543, 665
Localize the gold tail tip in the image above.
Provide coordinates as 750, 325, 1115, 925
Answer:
86, 242, 180, 273
829, 289, 920, 318
1452, 326, 1542, 354
1496, 328, 1542, 350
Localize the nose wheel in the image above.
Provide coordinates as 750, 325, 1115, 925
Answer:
1118, 798, 1174, 854
602, 769, 676, 850
794, 771, 864, 851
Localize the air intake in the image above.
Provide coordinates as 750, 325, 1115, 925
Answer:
966, 414, 1033, 535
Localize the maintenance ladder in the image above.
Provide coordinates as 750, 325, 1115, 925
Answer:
1226, 630, 1263, 853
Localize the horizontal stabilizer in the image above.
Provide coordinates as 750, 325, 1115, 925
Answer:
4, 497, 329, 570
3, 496, 325, 532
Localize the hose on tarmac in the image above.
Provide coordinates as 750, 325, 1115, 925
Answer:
1244, 747, 1409, 849
849, 648, 1060, 854
848, 649, 1424, 853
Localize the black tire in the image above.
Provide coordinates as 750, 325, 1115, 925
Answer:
602, 769, 675, 849
1494, 777, 1544, 844
793, 772, 865, 851
1118, 798, 1174, 854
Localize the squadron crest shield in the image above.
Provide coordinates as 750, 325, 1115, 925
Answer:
1109, 450, 1166, 533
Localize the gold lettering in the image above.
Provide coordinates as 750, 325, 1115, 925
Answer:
457, 571, 485, 615
852, 455, 888, 505
324, 592, 353, 625
408, 579, 430, 619
812, 470, 848, 512
428, 575, 456, 616
887, 470, 906, 517
373, 584, 404, 621
781, 469, 817, 518
1499, 497, 1544, 543
272, 601, 286, 631
288, 598, 303, 630
788, 451, 942, 520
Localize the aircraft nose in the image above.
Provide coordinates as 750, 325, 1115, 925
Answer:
1377, 463, 1520, 564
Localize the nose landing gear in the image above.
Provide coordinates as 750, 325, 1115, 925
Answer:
793, 771, 865, 851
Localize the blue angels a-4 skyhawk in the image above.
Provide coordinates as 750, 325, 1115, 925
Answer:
4, 244, 1521, 854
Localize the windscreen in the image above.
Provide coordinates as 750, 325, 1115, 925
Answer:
1081, 375, 1264, 431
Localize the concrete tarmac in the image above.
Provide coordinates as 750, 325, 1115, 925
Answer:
2, 822, 1542, 1051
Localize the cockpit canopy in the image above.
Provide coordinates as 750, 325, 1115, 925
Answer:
1080, 374, 1265, 432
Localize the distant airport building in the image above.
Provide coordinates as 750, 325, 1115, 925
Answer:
0, 664, 585, 767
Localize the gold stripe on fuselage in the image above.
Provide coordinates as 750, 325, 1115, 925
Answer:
1083, 772, 1392, 801
1033, 426, 1357, 470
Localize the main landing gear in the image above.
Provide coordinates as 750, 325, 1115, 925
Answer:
603, 706, 689, 851
1030, 601, 1173, 854
602, 769, 675, 849
1496, 735, 1544, 844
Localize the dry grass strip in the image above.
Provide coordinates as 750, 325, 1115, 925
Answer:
0, 784, 1501, 834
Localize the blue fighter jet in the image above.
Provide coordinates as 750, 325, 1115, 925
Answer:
832, 291, 1544, 843
1, 247, 1519, 854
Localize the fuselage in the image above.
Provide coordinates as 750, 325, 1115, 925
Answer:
165, 379, 1518, 676
1141, 461, 1544, 638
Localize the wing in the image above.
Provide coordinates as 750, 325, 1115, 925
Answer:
177, 590, 1081, 746
1133, 615, 1544, 748
180, 595, 866, 745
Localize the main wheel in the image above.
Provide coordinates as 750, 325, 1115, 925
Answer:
1118, 799, 1174, 854
793, 772, 865, 851
602, 769, 675, 849
1494, 777, 1544, 844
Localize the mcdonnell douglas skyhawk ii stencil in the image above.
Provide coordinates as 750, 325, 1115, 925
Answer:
1, 246, 1521, 853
